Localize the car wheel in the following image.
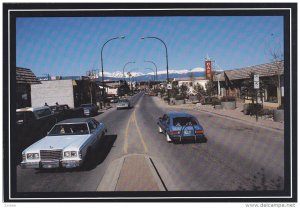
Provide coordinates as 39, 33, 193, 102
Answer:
83, 147, 94, 170
166, 133, 172, 143
158, 126, 163, 133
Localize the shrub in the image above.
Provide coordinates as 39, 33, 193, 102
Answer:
175, 95, 185, 100
220, 96, 236, 102
211, 97, 221, 106
246, 103, 263, 115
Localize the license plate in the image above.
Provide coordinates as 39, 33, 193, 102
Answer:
184, 130, 192, 134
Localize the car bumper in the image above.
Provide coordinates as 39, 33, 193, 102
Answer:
170, 135, 206, 143
21, 160, 83, 169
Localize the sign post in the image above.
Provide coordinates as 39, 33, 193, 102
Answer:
254, 74, 259, 122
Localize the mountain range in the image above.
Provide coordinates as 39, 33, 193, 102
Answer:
102, 67, 206, 81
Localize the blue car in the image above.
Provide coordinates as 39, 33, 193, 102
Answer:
157, 112, 206, 143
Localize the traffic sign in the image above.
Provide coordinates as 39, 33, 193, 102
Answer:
167, 84, 172, 90
254, 81, 259, 89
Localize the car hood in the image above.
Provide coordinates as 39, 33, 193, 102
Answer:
23, 134, 90, 152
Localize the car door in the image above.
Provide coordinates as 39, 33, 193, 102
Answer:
88, 121, 98, 147
160, 114, 168, 131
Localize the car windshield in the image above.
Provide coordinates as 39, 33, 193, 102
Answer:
173, 117, 198, 127
48, 123, 89, 136
81, 104, 92, 107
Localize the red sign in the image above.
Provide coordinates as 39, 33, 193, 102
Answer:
205, 60, 212, 80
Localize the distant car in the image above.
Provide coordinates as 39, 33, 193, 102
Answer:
21, 118, 107, 169
116, 99, 131, 110
149, 91, 157, 96
110, 97, 119, 103
81, 103, 98, 116
50, 104, 84, 121
157, 112, 206, 143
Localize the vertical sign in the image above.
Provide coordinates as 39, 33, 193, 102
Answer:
205, 60, 212, 80
254, 74, 259, 89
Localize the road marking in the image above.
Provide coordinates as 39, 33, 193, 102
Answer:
123, 113, 134, 154
133, 109, 149, 154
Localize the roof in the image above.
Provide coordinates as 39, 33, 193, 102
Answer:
58, 118, 93, 124
16, 106, 51, 112
215, 61, 284, 82
16, 67, 41, 84
167, 112, 194, 118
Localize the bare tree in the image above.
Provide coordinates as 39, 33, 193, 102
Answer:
268, 34, 284, 107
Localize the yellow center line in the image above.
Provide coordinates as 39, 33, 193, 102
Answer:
133, 109, 149, 154
123, 112, 134, 154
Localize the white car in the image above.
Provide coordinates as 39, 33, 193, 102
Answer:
116, 99, 131, 110
21, 117, 107, 169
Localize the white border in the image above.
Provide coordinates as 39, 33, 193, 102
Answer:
7, 6, 293, 201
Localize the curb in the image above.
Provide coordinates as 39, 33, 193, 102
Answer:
96, 156, 125, 191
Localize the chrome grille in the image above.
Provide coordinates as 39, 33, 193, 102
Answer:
40, 150, 62, 160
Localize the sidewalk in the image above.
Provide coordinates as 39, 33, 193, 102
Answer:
153, 97, 284, 132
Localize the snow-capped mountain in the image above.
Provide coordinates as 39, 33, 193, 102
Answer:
102, 67, 205, 79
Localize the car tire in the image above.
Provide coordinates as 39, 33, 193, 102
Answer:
83, 147, 94, 170
158, 126, 163, 133
166, 133, 172, 143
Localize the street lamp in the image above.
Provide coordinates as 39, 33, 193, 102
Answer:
145, 68, 156, 81
141, 36, 170, 101
122, 61, 135, 82
100, 36, 125, 107
144, 60, 158, 88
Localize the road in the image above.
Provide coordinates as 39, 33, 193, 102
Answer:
16, 92, 284, 192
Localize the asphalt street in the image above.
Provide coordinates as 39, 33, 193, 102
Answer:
16, 92, 284, 192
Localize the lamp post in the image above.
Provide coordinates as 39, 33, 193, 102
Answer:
123, 61, 135, 82
144, 60, 158, 83
145, 67, 156, 81
100, 36, 125, 107
141, 36, 170, 102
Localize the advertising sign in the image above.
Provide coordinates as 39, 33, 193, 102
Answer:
205, 60, 212, 80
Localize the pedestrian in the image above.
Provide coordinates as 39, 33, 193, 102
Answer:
44, 102, 48, 106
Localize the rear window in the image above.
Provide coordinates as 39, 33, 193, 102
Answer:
119, 99, 129, 103
81, 104, 92, 107
34, 109, 52, 118
173, 117, 198, 127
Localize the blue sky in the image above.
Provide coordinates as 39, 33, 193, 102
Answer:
16, 16, 283, 77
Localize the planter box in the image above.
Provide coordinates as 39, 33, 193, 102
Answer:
243, 104, 250, 115
221, 101, 236, 110
214, 104, 222, 110
175, 99, 185, 105
273, 109, 284, 122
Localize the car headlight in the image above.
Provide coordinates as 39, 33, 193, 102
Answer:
64, 151, 77, 158
27, 153, 39, 160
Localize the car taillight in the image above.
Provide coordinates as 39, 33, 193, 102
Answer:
169, 131, 181, 135
195, 130, 204, 134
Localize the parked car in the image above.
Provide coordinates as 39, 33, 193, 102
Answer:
16, 106, 57, 152
50, 104, 84, 121
116, 99, 131, 110
157, 112, 206, 143
110, 97, 119, 103
21, 117, 107, 169
81, 103, 98, 116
